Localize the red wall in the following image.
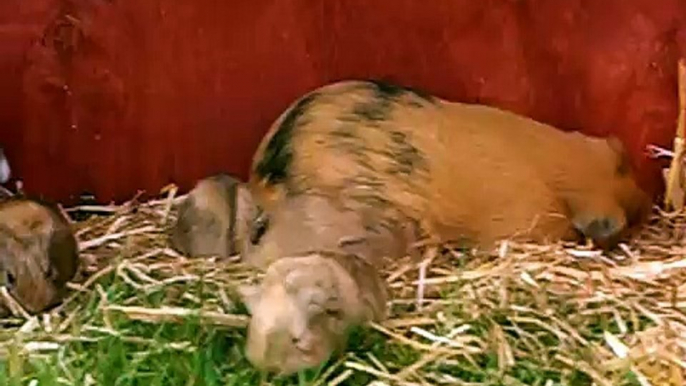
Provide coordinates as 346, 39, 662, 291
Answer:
0, 0, 58, 186
1, 0, 685, 205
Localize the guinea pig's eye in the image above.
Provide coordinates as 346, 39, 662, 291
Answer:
325, 307, 342, 320
46, 265, 58, 280
5, 272, 15, 289
250, 215, 269, 245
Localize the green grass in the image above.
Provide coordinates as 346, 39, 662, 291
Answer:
0, 267, 645, 386
0, 308, 412, 385
0, 262, 421, 386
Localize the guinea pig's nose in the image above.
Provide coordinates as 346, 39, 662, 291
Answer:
292, 333, 316, 355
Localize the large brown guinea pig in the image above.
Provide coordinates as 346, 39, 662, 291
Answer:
0, 196, 79, 317
170, 173, 259, 258
248, 79, 652, 251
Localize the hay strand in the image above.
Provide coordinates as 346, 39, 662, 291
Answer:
664, 58, 686, 210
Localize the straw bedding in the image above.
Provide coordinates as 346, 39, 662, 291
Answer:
0, 186, 685, 386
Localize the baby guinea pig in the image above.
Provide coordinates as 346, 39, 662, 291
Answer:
0, 196, 79, 316
239, 249, 388, 375
170, 173, 259, 258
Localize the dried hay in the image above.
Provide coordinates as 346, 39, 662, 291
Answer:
0, 188, 685, 386
662, 58, 686, 210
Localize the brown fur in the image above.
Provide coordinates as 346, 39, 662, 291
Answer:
0, 197, 79, 316
241, 193, 417, 270
240, 79, 653, 374
170, 174, 258, 258
249, 80, 651, 250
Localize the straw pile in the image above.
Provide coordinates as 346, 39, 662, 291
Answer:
0, 188, 685, 386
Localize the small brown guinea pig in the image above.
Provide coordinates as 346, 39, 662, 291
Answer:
239, 251, 387, 376
170, 173, 259, 258
0, 196, 79, 317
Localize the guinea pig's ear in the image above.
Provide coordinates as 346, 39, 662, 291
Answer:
237, 284, 262, 314
606, 135, 632, 175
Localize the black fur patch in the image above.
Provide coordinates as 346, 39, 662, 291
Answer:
328, 124, 373, 166
365, 79, 436, 105
385, 131, 428, 176
329, 125, 429, 177
329, 112, 429, 190
254, 92, 319, 185
352, 100, 389, 122
351, 80, 435, 124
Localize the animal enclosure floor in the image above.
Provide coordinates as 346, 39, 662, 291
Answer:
0, 190, 685, 386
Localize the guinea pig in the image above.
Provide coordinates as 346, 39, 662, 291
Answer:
0, 197, 79, 316
248, 79, 651, 251
170, 173, 259, 258
240, 79, 652, 374
238, 250, 387, 376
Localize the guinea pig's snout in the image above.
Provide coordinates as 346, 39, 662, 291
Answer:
291, 329, 320, 359
249, 213, 269, 245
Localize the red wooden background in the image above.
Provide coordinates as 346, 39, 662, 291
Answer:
1, 0, 685, 205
